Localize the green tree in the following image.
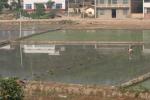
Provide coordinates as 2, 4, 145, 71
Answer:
46, 0, 56, 18
0, 0, 8, 12
0, 77, 24, 100
10, 1, 18, 10
46, 0, 55, 9
35, 3, 45, 17
17, 0, 21, 9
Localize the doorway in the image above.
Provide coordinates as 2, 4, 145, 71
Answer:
112, 9, 116, 18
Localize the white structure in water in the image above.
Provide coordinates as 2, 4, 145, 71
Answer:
23, 44, 60, 55
142, 30, 150, 54
0, 45, 13, 50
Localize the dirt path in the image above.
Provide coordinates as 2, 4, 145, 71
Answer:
0, 18, 150, 30
24, 81, 150, 100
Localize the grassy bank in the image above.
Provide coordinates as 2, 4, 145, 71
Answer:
24, 81, 149, 100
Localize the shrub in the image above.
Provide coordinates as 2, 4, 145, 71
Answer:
0, 77, 24, 100
35, 4, 45, 17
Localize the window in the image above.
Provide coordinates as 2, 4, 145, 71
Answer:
25, 4, 32, 9
100, 0, 104, 4
56, 3, 62, 9
145, 0, 150, 2
123, 0, 128, 4
99, 9, 105, 15
112, 0, 117, 4
108, 0, 111, 4
147, 8, 150, 14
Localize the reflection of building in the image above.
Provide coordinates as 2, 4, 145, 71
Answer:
94, 44, 128, 54
0, 45, 14, 50
143, 0, 150, 18
23, 45, 60, 55
95, 0, 131, 19
143, 30, 150, 54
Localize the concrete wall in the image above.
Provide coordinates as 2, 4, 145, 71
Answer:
144, 2, 150, 8
97, 9, 111, 19
131, 13, 143, 18
97, 8, 130, 19
144, 13, 150, 18
143, 2, 150, 18
116, 9, 129, 18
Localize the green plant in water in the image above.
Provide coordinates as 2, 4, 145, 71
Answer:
0, 77, 24, 100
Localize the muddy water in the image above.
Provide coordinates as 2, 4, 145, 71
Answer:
0, 29, 150, 86
0, 43, 149, 86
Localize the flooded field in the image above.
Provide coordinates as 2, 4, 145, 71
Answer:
27, 29, 143, 42
0, 29, 150, 86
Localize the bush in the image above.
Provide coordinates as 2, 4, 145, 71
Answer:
35, 4, 45, 17
0, 77, 24, 100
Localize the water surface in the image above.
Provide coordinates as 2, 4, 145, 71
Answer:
0, 29, 150, 86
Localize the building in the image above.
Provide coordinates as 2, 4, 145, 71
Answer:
67, 0, 94, 17
131, 0, 143, 13
143, 0, 150, 18
23, 0, 65, 12
95, 0, 131, 19
130, 0, 143, 19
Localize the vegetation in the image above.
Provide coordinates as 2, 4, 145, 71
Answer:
21, 0, 57, 19
0, 0, 58, 19
46, 0, 55, 9
0, 0, 9, 12
0, 77, 24, 100
35, 4, 45, 18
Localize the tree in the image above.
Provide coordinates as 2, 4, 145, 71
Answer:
46, 0, 55, 9
35, 3, 45, 17
46, 0, 56, 18
0, 77, 24, 100
0, 0, 9, 12
17, 0, 21, 9
10, 0, 18, 10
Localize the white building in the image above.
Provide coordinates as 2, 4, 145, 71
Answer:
143, 0, 150, 18
23, 0, 65, 12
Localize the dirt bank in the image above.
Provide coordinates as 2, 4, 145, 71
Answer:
24, 81, 150, 100
0, 19, 150, 30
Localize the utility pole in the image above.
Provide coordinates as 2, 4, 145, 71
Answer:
68, 0, 70, 17
143, 0, 144, 18
19, 11, 23, 67
82, 0, 85, 19
19, 11, 22, 38
95, 0, 96, 18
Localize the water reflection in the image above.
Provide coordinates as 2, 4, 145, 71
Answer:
23, 44, 60, 55
0, 43, 149, 85
0, 29, 150, 86
0, 30, 36, 41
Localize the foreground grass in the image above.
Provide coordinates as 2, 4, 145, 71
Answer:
23, 81, 150, 100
